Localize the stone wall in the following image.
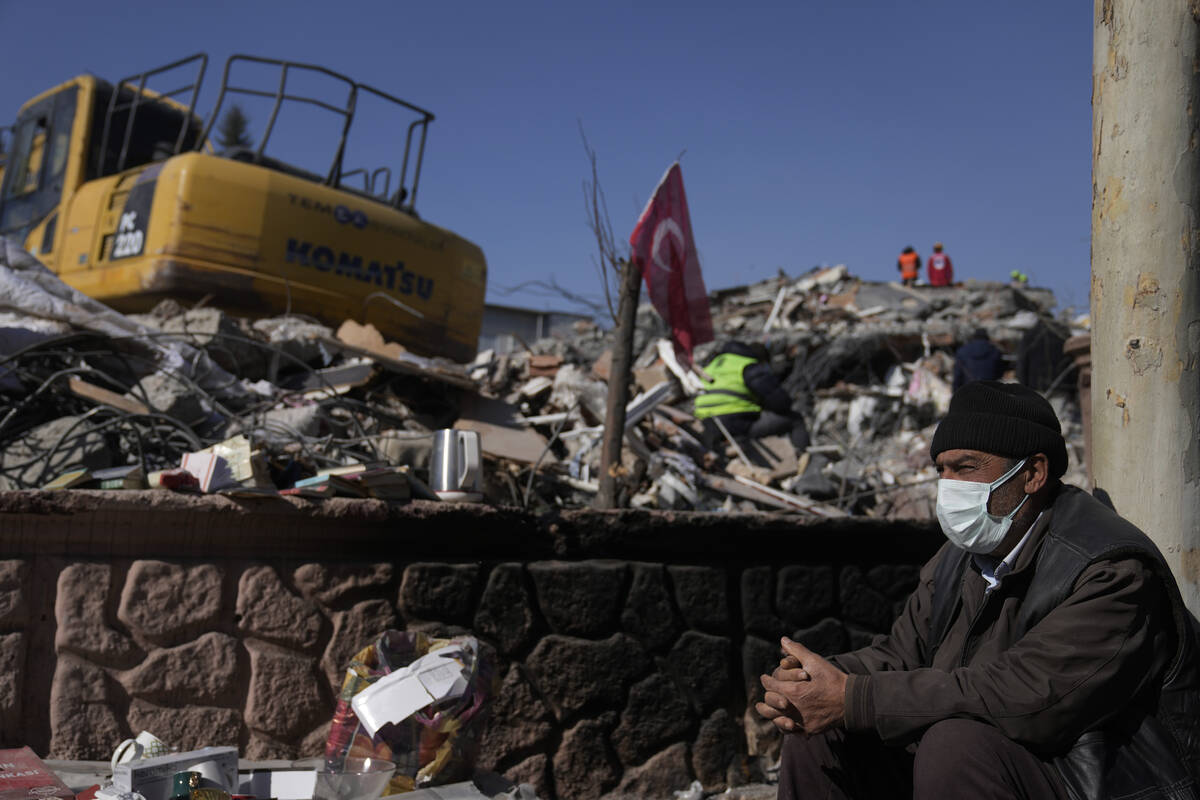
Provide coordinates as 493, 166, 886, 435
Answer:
0, 491, 942, 799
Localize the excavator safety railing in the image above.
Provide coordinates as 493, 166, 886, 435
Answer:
197, 54, 434, 214
97, 53, 208, 178
95, 53, 435, 216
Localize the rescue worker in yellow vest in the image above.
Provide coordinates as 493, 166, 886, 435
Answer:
694, 341, 810, 454
897, 246, 920, 287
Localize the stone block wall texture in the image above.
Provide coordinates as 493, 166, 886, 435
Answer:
0, 491, 941, 799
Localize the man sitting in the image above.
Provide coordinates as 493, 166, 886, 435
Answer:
757, 381, 1199, 799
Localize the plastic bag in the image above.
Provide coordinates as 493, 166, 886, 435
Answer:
323, 630, 495, 794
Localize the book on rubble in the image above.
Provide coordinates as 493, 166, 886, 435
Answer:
343, 465, 412, 500
280, 480, 337, 498
316, 461, 387, 477
285, 465, 411, 500
44, 465, 147, 491
42, 469, 91, 490
0, 747, 74, 800
84, 465, 146, 490
291, 472, 369, 497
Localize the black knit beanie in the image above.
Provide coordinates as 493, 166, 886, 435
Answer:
930, 381, 1068, 479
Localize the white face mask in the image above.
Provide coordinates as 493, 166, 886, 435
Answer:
936, 458, 1030, 554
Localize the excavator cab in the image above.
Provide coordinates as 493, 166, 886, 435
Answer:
1, 86, 76, 245
0, 53, 486, 363
0, 54, 205, 247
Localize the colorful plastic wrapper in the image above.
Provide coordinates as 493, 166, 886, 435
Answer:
323, 630, 495, 795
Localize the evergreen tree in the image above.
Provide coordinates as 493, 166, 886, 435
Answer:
216, 104, 253, 150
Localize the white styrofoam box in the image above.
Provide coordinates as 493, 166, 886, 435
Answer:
112, 747, 238, 800
237, 769, 317, 800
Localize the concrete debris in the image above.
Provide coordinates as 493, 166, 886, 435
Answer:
372, 430, 434, 472
158, 307, 271, 379
1, 415, 113, 489
250, 315, 337, 370
548, 364, 607, 423
0, 244, 1088, 518
465, 265, 1087, 517
130, 371, 214, 426
456, 395, 554, 465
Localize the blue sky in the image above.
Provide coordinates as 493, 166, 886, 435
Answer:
0, 1, 1093, 317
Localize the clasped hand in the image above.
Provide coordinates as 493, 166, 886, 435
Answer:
755, 636, 847, 735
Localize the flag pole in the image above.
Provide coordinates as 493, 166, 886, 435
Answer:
595, 258, 643, 510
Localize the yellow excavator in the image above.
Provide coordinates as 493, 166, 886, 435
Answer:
0, 54, 487, 363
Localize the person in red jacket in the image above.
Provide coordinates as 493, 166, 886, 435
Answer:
927, 242, 954, 286
897, 246, 920, 286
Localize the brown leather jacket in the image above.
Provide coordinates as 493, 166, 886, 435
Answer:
834, 485, 1198, 799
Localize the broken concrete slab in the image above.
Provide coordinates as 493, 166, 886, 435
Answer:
252, 316, 336, 370
1, 416, 113, 490
320, 334, 476, 391
257, 405, 323, 446
456, 394, 555, 465
372, 430, 433, 471
737, 435, 798, 481
129, 372, 212, 425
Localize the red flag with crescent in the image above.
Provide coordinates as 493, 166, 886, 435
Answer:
628, 163, 714, 361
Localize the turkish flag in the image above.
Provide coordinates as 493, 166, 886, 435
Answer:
629, 163, 714, 362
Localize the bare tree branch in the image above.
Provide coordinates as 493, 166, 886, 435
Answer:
491, 278, 608, 317
579, 121, 625, 324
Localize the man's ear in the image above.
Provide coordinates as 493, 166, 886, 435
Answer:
1024, 454, 1049, 494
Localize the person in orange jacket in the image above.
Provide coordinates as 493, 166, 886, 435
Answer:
927, 241, 954, 286
897, 246, 920, 286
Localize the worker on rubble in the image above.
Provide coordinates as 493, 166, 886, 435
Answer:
693, 340, 810, 455
952, 328, 1005, 392
926, 242, 954, 286
757, 380, 1200, 800
897, 246, 920, 287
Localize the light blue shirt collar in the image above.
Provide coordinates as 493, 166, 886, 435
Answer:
973, 511, 1044, 594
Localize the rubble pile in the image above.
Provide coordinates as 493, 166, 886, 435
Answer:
0, 304, 471, 496
475, 265, 1087, 517
0, 241, 1087, 518
0, 242, 469, 498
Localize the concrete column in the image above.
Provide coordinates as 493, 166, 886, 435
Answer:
1092, 1, 1200, 613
